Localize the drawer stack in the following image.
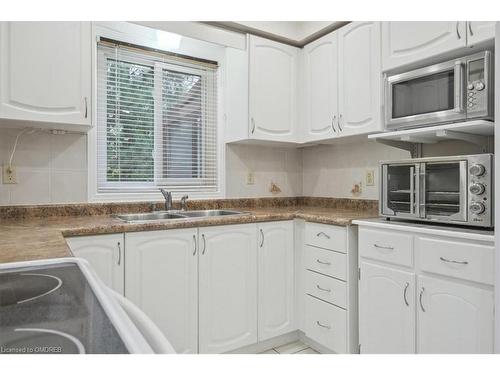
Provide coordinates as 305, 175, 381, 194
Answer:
303, 222, 353, 353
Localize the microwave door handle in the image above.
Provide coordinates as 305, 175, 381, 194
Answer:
454, 62, 465, 113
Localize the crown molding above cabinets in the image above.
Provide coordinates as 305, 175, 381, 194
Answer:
0, 22, 92, 133
225, 21, 383, 147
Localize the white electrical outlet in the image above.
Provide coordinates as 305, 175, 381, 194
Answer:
366, 170, 375, 186
246, 171, 255, 185
3, 165, 17, 184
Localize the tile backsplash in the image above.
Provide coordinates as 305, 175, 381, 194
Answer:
0, 128, 87, 205
1, 127, 483, 205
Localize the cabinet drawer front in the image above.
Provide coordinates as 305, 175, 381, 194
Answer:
359, 227, 413, 267
304, 295, 347, 353
305, 270, 347, 309
305, 222, 346, 253
305, 245, 346, 280
417, 236, 494, 285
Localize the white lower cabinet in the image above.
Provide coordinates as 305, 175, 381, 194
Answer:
199, 224, 258, 353
258, 221, 295, 341
302, 222, 358, 353
125, 228, 198, 354
66, 233, 124, 294
417, 275, 493, 354
356, 221, 494, 354
358, 262, 415, 354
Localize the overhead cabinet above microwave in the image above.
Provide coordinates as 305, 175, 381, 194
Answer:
0, 22, 92, 131
382, 21, 495, 71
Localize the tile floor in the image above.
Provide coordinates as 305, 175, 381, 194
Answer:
258, 340, 319, 354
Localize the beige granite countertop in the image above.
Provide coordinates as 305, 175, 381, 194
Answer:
0, 205, 378, 264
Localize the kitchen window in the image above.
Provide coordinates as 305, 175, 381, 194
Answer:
96, 40, 219, 195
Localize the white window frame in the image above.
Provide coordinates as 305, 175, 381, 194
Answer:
89, 21, 226, 202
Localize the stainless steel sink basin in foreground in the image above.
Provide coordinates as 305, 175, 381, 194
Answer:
114, 210, 248, 223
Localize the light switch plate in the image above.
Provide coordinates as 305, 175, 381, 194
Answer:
2, 165, 17, 184
366, 170, 375, 186
246, 171, 255, 185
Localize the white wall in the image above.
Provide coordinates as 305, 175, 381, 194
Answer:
225, 144, 302, 198
302, 140, 409, 200
0, 128, 87, 205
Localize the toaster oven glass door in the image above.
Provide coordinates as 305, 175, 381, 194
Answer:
421, 161, 467, 222
382, 163, 420, 218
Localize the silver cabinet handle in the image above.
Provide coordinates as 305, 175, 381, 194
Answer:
331, 115, 337, 132
439, 256, 468, 265
403, 282, 409, 307
259, 228, 264, 248
201, 234, 206, 255
373, 243, 394, 250
316, 284, 331, 293
468, 21, 473, 36
316, 259, 331, 266
84, 97, 88, 118
316, 231, 331, 239
456, 21, 461, 39
419, 287, 425, 312
251, 117, 256, 134
192, 234, 197, 256
338, 114, 343, 131
316, 321, 331, 329
117, 241, 121, 266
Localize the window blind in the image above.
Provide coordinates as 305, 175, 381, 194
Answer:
96, 41, 219, 194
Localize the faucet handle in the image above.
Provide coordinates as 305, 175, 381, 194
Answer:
159, 188, 172, 199
180, 195, 189, 210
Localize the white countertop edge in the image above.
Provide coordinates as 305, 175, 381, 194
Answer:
352, 218, 495, 242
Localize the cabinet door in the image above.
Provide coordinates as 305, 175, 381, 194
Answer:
467, 21, 495, 46
66, 233, 124, 294
199, 224, 258, 353
359, 261, 415, 353
338, 21, 382, 136
417, 275, 493, 353
382, 21, 467, 70
125, 229, 198, 354
303, 32, 338, 141
258, 221, 295, 341
0, 22, 91, 125
249, 35, 298, 142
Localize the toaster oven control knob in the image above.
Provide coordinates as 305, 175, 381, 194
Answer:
469, 183, 485, 195
467, 83, 475, 90
470, 202, 486, 215
469, 164, 486, 176
475, 81, 485, 91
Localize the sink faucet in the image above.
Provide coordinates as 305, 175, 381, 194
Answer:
159, 189, 173, 211
180, 195, 189, 211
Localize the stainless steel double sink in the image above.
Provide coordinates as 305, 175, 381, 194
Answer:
114, 209, 248, 223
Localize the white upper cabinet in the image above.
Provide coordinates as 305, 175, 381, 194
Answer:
303, 32, 338, 141
66, 234, 124, 295
124, 229, 198, 354
382, 22, 467, 71
359, 261, 415, 354
467, 21, 496, 46
249, 35, 298, 142
198, 224, 258, 353
258, 221, 295, 341
338, 21, 382, 136
0, 22, 91, 128
417, 275, 493, 354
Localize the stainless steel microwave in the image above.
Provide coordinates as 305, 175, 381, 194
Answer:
384, 51, 493, 130
380, 154, 493, 228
